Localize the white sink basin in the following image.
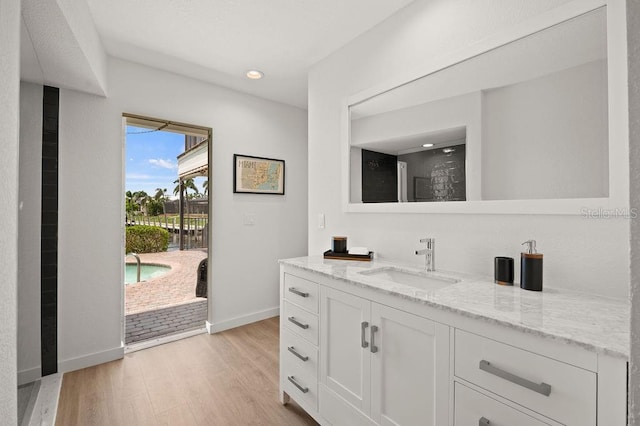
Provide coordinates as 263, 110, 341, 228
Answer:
359, 267, 459, 291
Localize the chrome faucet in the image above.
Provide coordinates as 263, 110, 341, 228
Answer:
415, 238, 435, 272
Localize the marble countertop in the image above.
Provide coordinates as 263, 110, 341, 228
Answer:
280, 256, 629, 360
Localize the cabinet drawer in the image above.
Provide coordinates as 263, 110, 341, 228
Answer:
455, 382, 550, 426
284, 273, 319, 314
282, 329, 318, 380
283, 301, 319, 345
283, 364, 318, 413
454, 330, 595, 425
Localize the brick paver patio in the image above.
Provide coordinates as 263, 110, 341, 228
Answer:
125, 249, 207, 315
125, 249, 208, 344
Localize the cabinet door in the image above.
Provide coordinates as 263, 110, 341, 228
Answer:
371, 303, 449, 426
320, 287, 372, 416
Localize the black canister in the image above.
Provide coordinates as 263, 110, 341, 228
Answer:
332, 236, 347, 253
494, 257, 514, 285
520, 240, 543, 291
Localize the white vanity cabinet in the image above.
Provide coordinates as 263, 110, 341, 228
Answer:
280, 267, 449, 426
320, 286, 449, 426
279, 262, 628, 426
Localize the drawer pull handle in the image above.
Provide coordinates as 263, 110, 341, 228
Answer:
288, 376, 309, 393
361, 321, 369, 348
287, 346, 309, 362
479, 417, 490, 426
370, 325, 379, 353
479, 360, 551, 397
288, 287, 309, 298
288, 316, 309, 329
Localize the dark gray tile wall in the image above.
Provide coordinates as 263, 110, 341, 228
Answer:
41, 86, 58, 376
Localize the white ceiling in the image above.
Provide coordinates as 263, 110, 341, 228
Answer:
352, 126, 466, 155
84, 0, 415, 108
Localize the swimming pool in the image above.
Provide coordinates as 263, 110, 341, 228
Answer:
125, 263, 171, 284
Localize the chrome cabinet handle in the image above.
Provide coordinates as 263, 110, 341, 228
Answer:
287, 346, 309, 362
479, 360, 551, 396
361, 321, 369, 348
288, 316, 309, 330
479, 417, 490, 426
370, 325, 379, 353
287, 376, 309, 393
288, 287, 309, 298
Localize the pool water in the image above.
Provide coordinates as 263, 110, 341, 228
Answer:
125, 263, 171, 284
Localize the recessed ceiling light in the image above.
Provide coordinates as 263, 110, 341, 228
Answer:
422, 143, 434, 148
246, 70, 264, 80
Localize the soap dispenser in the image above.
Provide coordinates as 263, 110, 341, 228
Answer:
520, 240, 543, 291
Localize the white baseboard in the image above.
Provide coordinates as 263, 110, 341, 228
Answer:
58, 345, 124, 373
18, 367, 41, 386
206, 307, 279, 334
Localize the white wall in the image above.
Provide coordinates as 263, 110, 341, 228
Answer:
48, 57, 307, 369
308, 0, 629, 298
18, 83, 43, 384
57, 87, 124, 370
0, 0, 20, 422
108, 59, 308, 329
482, 60, 609, 200
627, 0, 640, 422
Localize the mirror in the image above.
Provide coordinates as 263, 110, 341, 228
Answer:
349, 7, 609, 205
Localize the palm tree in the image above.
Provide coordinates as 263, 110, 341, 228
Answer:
173, 178, 199, 250
154, 187, 168, 201
187, 179, 200, 196
125, 191, 134, 217
202, 179, 208, 196
132, 190, 149, 215
125, 190, 140, 223
173, 178, 199, 200
173, 178, 199, 215
154, 187, 168, 218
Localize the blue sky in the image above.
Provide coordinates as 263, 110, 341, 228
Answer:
125, 126, 206, 199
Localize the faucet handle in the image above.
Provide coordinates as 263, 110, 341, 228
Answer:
419, 237, 435, 243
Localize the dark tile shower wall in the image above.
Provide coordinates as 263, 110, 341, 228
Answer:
41, 86, 59, 376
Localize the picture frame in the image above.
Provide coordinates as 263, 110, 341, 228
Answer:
233, 154, 285, 195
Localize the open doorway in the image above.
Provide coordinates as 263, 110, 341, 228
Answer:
122, 114, 212, 347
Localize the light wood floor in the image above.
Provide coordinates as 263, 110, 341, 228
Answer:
56, 317, 318, 425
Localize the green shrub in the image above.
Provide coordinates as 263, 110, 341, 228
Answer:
126, 225, 170, 253
147, 199, 164, 216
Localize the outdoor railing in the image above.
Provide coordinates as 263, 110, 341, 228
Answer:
125, 252, 141, 282
125, 214, 209, 249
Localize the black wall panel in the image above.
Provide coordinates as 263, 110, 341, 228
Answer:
41, 86, 59, 376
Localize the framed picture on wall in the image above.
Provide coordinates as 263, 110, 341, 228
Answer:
233, 154, 285, 195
